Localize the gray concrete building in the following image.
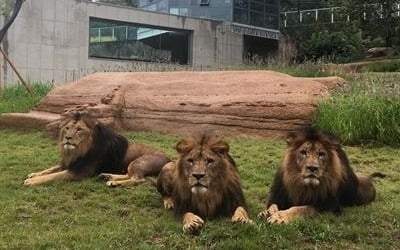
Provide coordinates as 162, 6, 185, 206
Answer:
0, 0, 280, 86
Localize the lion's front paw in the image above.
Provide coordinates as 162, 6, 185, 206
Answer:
267, 210, 293, 224
106, 181, 119, 187
258, 204, 279, 219
232, 206, 252, 224
183, 212, 204, 234
99, 173, 113, 181
163, 197, 174, 210
26, 172, 40, 179
23, 177, 38, 186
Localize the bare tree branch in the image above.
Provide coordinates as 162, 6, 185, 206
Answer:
0, 0, 25, 43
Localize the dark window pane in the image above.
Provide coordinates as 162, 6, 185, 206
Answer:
233, 8, 249, 24
234, 0, 249, 9
250, 10, 264, 27
250, 1, 264, 12
89, 17, 190, 64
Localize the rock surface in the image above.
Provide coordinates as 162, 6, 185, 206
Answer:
0, 71, 344, 138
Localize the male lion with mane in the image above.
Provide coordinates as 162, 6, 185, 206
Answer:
258, 126, 384, 224
157, 133, 251, 234
24, 111, 171, 186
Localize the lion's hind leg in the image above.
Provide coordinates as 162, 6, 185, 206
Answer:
127, 154, 170, 180
99, 173, 129, 181
105, 176, 146, 187
355, 173, 377, 205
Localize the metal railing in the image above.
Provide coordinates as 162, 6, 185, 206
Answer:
281, 3, 400, 27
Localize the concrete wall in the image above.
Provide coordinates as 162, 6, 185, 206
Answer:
1, 0, 243, 86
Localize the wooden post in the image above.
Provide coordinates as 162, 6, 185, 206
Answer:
0, 46, 33, 94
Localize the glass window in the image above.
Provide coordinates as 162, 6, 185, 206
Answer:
233, 8, 249, 24
234, 0, 249, 9
89, 18, 190, 64
250, 10, 264, 27
250, 0, 264, 12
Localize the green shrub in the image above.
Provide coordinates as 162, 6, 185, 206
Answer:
314, 74, 400, 145
0, 82, 53, 114
297, 29, 366, 63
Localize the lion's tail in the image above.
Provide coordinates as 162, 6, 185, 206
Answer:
369, 172, 386, 179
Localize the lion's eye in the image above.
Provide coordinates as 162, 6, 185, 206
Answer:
300, 150, 307, 156
76, 127, 82, 132
187, 158, 194, 165
206, 158, 214, 166
319, 152, 326, 158
65, 126, 70, 130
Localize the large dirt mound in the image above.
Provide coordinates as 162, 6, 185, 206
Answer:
0, 71, 344, 137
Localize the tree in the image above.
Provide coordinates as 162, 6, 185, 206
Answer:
329, 0, 400, 47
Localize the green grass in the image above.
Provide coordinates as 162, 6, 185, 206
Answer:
315, 73, 400, 145
0, 82, 53, 114
235, 60, 331, 77
363, 59, 400, 72
0, 129, 399, 249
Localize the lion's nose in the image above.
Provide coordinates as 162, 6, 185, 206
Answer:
192, 172, 205, 180
65, 136, 72, 140
307, 165, 318, 173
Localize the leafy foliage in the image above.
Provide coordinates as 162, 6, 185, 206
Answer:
297, 27, 366, 63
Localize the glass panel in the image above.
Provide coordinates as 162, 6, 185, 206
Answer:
233, 8, 249, 24
250, 0, 264, 12
89, 18, 190, 64
250, 10, 264, 27
234, 0, 249, 9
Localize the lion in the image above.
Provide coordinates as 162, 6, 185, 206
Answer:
258, 126, 384, 224
23, 111, 171, 186
156, 133, 252, 234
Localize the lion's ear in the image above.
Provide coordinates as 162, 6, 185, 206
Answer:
176, 138, 196, 155
286, 131, 302, 146
210, 140, 229, 154
321, 133, 341, 149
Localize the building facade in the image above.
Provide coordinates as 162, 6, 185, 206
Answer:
1, 0, 280, 86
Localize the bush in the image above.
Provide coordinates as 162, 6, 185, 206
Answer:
314, 74, 400, 145
0, 82, 53, 114
297, 29, 366, 63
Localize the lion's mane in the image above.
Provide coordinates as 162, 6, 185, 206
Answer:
161, 133, 247, 219
59, 112, 129, 178
268, 127, 360, 213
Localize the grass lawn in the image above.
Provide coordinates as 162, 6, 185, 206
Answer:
0, 129, 398, 249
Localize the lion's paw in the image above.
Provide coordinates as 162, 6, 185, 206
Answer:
183, 213, 204, 234
106, 181, 119, 187
26, 173, 39, 179
99, 173, 113, 181
258, 204, 279, 219
267, 210, 293, 224
23, 178, 38, 186
163, 197, 174, 210
232, 206, 252, 224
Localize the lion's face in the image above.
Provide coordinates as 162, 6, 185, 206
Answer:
59, 117, 95, 162
283, 127, 344, 193
176, 134, 231, 196
293, 140, 330, 187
